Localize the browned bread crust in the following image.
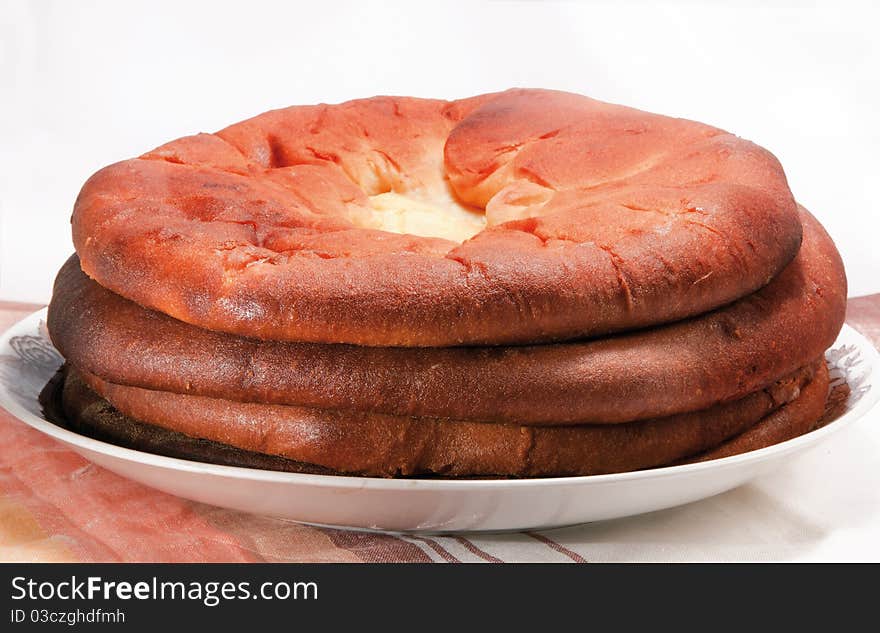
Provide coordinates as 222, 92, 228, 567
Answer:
685, 361, 830, 463
49, 208, 845, 425
62, 362, 820, 478
71, 89, 801, 346
39, 369, 335, 476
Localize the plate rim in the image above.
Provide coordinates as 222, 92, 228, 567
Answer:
1, 307, 878, 492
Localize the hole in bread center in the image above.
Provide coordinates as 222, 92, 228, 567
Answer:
362, 188, 487, 243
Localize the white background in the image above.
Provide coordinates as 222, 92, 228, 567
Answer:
0, 0, 877, 303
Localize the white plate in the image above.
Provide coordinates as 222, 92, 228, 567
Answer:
0, 309, 877, 533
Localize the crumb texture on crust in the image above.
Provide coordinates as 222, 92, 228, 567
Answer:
71, 89, 803, 346
49, 208, 846, 425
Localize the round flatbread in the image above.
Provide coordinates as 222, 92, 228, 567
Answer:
57, 361, 823, 477
49, 208, 845, 425
71, 89, 801, 346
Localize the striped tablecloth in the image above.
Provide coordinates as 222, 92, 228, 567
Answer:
1, 296, 878, 563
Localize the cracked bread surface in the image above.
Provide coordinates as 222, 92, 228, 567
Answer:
71, 89, 802, 346
49, 208, 845, 425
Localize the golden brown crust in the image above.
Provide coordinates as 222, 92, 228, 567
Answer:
43, 369, 334, 476
684, 361, 830, 462
71, 89, 801, 346
49, 208, 846, 425
65, 362, 820, 478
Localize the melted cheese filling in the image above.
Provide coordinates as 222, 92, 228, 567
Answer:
365, 191, 487, 243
